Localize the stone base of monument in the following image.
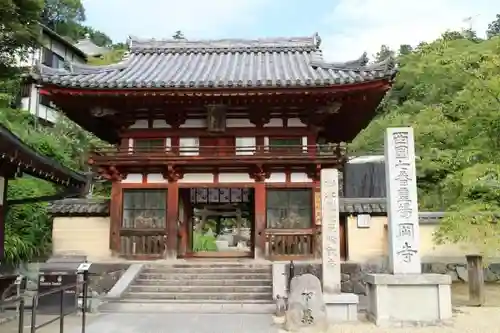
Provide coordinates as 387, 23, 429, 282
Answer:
365, 273, 452, 327
323, 293, 359, 322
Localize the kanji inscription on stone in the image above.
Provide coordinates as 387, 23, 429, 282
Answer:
384, 127, 421, 274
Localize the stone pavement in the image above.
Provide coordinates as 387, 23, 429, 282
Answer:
73, 313, 279, 333
3, 307, 500, 333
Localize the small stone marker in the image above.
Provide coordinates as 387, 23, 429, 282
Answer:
384, 127, 421, 274
285, 274, 328, 332
320, 168, 341, 293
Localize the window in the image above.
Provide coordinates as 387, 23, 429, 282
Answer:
42, 48, 64, 69
268, 137, 303, 153
122, 190, 167, 228
266, 189, 312, 228
133, 138, 165, 152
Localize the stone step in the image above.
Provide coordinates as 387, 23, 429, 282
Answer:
145, 263, 271, 269
138, 272, 272, 280
142, 267, 271, 274
133, 278, 271, 286
129, 285, 272, 293
99, 300, 275, 314
124, 291, 272, 301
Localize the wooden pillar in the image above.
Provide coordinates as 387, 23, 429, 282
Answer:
0, 176, 7, 261
166, 181, 179, 258
467, 254, 485, 306
165, 166, 181, 259
254, 181, 266, 258
109, 181, 122, 254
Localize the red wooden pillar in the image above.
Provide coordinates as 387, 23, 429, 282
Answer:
254, 179, 267, 258
165, 167, 181, 259
0, 176, 7, 261
109, 180, 123, 254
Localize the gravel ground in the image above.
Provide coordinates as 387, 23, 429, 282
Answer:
320, 307, 500, 333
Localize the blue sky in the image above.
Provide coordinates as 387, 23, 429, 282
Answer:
83, 0, 500, 61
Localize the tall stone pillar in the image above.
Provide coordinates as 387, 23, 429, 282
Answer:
384, 127, 421, 274
320, 168, 341, 293
320, 168, 358, 321
365, 127, 452, 326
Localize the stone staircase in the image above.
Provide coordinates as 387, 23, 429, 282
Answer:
100, 261, 275, 313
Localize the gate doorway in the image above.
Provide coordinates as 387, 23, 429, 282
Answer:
178, 187, 254, 258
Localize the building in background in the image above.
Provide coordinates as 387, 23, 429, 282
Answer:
18, 25, 89, 124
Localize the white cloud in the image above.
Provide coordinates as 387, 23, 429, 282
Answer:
320, 0, 500, 61
82, 0, 267, 41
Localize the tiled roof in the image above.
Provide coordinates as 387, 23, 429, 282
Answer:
48, 198, 110, 216
74, 38, 111, 57
340, 198, 387, 214
36, 34, 396, 89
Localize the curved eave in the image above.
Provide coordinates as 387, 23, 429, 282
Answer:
39, 74, 395, 93
0, 124, 86, 188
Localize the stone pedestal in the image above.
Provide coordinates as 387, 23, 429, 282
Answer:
365, 274, 452, 327
324, 293, 359, 322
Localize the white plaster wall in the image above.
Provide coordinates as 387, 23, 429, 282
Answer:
235, 137, 256, 155
287, 118, 307, 127
179, 173, 214, 183
147, 173, 167, 183
218, 173, 254, 183
180, 119, 205, 128
290, 172, 312, 183
302, 136, 308, 152
226, 119, 255, 127
21, 85, 58, 123
52, 217, 112, 261
152, 119, 171, 128
129, 120, 149, 129
121, 173, 143, 183
263, 118, 284, 127
265, 172, 287, 183
179, 137, 199, 156
16, 31, 85, 68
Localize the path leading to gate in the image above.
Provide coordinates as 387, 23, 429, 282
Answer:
4, 307, 500, 333
75, 313, 278, 333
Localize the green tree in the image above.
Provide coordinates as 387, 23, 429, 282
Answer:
351, 33, 500, 256
398, 44, 413, 56
374, 44, 395, 62
0, 0, 43, 78
487, 14, 500, 39
40, 0, 85, 30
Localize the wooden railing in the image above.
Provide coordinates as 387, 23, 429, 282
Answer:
119, 228, 166, 258
264, 228, 317, 260
90, 144, 346, 166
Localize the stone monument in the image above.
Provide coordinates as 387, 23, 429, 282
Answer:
365, 127, 452, 326
320, 168, 358, 322
285, 274, 328, 332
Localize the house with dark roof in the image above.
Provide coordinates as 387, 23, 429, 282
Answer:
18, 25, 88, 124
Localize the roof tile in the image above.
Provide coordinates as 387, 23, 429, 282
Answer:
48, 198, 110, 216
37, 34, 396, 89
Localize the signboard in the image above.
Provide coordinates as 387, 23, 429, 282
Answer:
357, 214, 371, 228
37, 273, 78, 314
